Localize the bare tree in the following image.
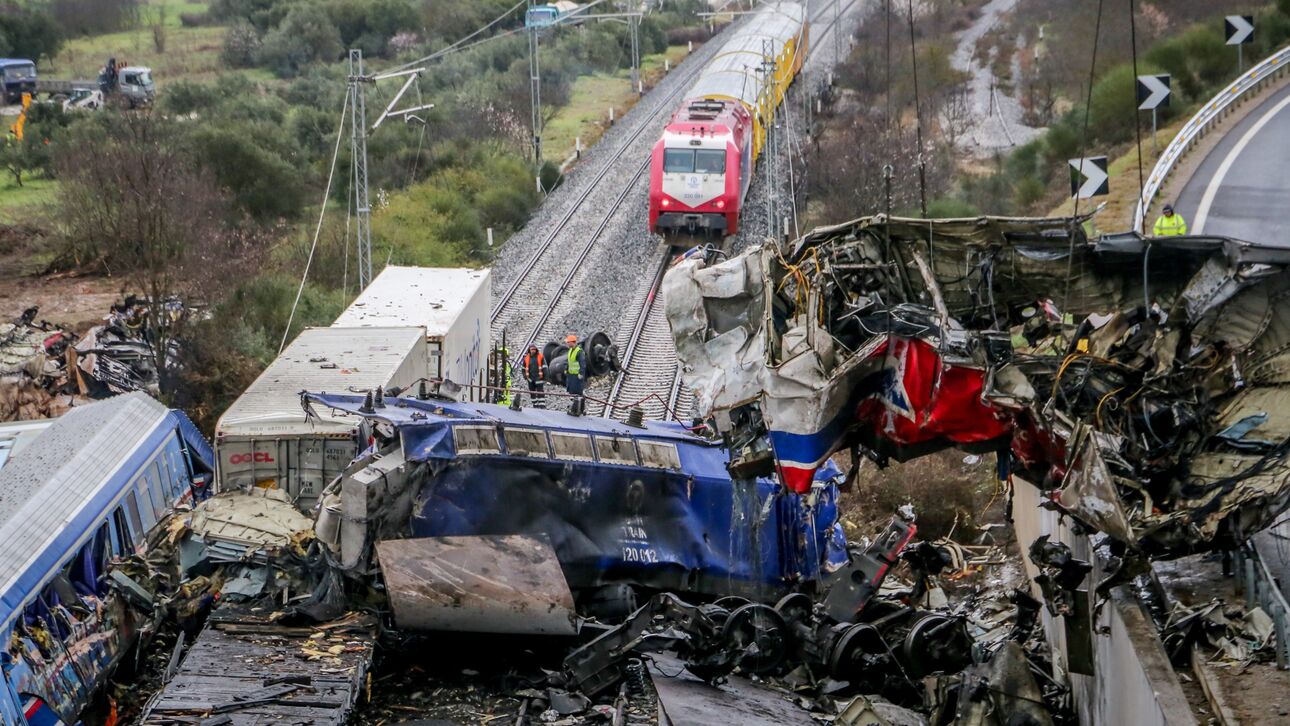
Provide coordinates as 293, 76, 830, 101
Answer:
54, 112, 263, 392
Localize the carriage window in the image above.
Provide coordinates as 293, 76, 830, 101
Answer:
595, 436, 638, 466
504, 427, 549, 458
638, 440, 682, 470
453, 425, 501, 455
124, 492, 144, 537
111, 507, 131, 554
550, 432, 595, 462
694, 150, 726, 174
663, 148, 695, 173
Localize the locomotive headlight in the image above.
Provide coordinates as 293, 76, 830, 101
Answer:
661, 198, 671, 207
716, 200, 726, 209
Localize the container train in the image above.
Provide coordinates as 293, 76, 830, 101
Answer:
648, 3, 809, 236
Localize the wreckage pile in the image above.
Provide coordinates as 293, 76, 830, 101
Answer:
665, 215, 1290, 561
0, 297, 186, 420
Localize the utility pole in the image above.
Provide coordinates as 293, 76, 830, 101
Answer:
761, 39, 778, 240
630, 13, 641, 94
528, 0, 543, 163
348, 49, 373, 291
833, 0, 840, 62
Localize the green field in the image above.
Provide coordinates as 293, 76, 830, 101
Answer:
0, 175, 58, 225
541, 45, 691, 164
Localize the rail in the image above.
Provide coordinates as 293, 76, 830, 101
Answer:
1234, 540, 1290, 669
1132, 46, 1290, 233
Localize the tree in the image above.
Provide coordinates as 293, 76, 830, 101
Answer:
256, 4, 343, 77
54, 113, 263, 392
0, 7, 64, 61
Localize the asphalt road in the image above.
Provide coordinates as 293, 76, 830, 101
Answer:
1172, 81, 1290, 245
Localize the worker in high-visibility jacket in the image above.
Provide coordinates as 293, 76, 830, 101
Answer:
522, 344, 546, 409
1152, 203, 1187, 236
496, 347, 513, 407
565, 334, 586, 416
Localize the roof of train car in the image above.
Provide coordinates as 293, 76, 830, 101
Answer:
218, 326, 426, 437
0, 393, 213, 613
686, 2, 806, 109
303, 391, 732, 481
305, 392, 713, 445
332, 266, 489, 337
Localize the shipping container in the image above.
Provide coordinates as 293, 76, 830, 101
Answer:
214, 326, 427, 507
332, 266, 490, 400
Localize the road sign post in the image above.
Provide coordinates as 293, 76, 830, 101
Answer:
1226, 15, 1254, 72
1136, 74, 1171, 154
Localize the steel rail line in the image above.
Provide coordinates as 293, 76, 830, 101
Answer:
600, 0, 861, 421
490, 52, 709, 324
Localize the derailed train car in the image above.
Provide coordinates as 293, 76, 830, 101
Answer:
664, 214, 1290, 559
0, 393, 215, 726
303, 392, 850, 627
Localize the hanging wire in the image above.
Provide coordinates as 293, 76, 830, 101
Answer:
1129, 0, 1146, 211
1062, 0, 1105, 313
280, 89, 350, 354
906, 0, 928, 216
384, 0, 527, 74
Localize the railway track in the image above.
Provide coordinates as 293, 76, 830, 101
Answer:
599, 0, 862, 422
489, 38, 716, 347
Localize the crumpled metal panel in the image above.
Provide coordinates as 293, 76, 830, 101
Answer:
376, 535, 578, 635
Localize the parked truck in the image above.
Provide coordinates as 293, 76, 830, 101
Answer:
24, 57, 157, 109
214, 326, 428, 508
332, 266, 490, 400
0, 59, 36, 104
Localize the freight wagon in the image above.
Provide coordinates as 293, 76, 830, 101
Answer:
214, 326, 428, 508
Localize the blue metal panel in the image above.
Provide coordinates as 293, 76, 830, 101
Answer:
305, 392, 848, 599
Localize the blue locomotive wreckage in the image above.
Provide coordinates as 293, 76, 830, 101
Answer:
0, 393, 215, 726
302, 391, 854, 610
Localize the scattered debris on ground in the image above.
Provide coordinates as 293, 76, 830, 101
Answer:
0, 296, 192, 420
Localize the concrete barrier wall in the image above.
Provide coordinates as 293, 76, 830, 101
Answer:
1012, 479, 1197, 726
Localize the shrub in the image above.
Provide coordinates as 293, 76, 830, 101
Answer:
221, 21, 262, 68
255, 4, 343, 77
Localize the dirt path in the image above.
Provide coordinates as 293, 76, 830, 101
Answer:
0, 227, 119, 332
949, 0, 1044, 156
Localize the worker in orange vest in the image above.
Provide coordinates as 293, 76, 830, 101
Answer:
522, 344, 546, 409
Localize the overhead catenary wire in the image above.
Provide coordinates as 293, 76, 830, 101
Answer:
1062, 0, 1104, 314
906, 0, 928, 216
280, 90, 351, 354
383, 0, 527, 75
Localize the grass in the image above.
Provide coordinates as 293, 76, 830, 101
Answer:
1046, 114, 1191, 233
0, 175, 58, 224
541, 45, 693, 164
38, 0, 224, 85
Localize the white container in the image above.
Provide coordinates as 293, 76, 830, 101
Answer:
214, 326, 427, 508
332, 266, 491, 397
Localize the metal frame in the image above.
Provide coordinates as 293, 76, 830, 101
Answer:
1132, 46, 1290, 233
1234, 541, 1290, 669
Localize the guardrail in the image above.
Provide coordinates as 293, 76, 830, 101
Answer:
1132, 46, 1290, 233
1234, 540, 1290, 669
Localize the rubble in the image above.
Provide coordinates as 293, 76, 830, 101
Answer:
0, 296, 192, 421
664, 215, 1290, 560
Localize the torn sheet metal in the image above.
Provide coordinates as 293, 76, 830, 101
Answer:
665, 214, 1290, 556
375, 535, 578, 635
303, 392, 849, 602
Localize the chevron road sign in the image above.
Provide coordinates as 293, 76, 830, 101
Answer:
1137, 74, 1171, 110
1069, 157, 1108, 199
1226, 15, 1254, 45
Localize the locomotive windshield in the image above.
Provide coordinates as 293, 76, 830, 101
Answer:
663, 148, 725, 174
694, 149, 725, 174
663, 148, 694, 173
